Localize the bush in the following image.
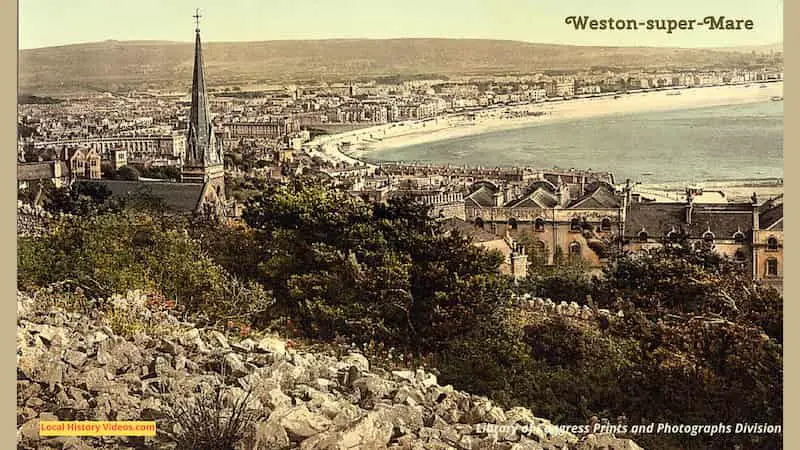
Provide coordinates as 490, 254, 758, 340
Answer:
116, 165, 140, 181
238, 179, 510, 352
163, 385, 265, 450
17, 212, 274, 327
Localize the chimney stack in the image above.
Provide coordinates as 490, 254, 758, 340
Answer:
684, 189, 694, 225
510, 243, 528, 282
751, 192, 760, 231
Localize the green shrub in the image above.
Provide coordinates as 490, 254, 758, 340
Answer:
17, 212, 273, 326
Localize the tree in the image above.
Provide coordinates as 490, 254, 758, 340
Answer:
116, 165, 140, 181
238, 178, 510, 351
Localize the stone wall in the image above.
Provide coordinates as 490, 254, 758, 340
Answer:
514, 293, 625, 321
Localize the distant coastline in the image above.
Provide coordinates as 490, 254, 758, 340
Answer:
338, 82, 783, 158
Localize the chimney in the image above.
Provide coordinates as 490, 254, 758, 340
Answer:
684, 190, 694, 225
751, 192, 760, 231
510, 243, 528, 282
493, 190, 504, 207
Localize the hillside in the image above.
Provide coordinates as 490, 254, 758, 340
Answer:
17, 289, 642, 449
18, 38, 781, 94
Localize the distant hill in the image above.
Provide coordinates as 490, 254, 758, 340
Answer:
709, 42, 783, 54
18, 38, 783, 94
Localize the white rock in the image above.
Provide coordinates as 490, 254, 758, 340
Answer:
342, 352, 369, 372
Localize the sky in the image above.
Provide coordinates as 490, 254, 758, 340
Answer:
19, 0, 783, 50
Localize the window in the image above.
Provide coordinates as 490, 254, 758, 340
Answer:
533, 240, 547, 265
667, 230, 680, 243
734, 250, 746, 263
733, 232, 745, 244
767, 258, 778, 276
508, 218, 518, 230
703, 231, 715, 243
534, 218, 545, 232
637, 231, 649, 242
767, 236, 779, 251
601, 218, 612, 232
570, 217, 581, 232
568, 241, 581, 258
474, 217, 484, 229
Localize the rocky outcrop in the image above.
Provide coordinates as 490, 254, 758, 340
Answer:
17, 290, 643, 449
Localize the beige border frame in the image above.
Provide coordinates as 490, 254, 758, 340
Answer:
5, 1, 792, 447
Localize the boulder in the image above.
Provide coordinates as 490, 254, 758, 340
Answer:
256, 336, 287, 358
341, 353, 369, 372
579, 433, 643, 450
63, 350, 88, 368
277, 404, 333, 440
224, 352, 250, 378
243, 420, 291, 449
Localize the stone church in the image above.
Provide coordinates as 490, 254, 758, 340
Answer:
90, 15, 229, 217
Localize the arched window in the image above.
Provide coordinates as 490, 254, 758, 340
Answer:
733, 231, 745, 244
667, 229, 680, 243
703, 231, 715, 243
637, 231, 649, 242
534, 218, 545, 232
508, 218, 518, 230
767, 236, 779, 251
474, 217, 484, 229
568, 241, 581, 258
533, 240, 547, 265
767, 258, 778, 276
600, 218, 612, 232
570, 217, 581, 232
734, 250, 746, 263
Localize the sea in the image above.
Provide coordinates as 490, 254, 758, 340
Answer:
363, 100, 784, 184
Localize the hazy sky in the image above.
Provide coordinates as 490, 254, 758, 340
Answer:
20, 0, 783, 49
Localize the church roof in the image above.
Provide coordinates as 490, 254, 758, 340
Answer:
87, 180, 205, 213
17, 161, 63, 181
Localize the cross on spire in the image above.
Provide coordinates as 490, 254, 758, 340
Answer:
193, 8, 202, 32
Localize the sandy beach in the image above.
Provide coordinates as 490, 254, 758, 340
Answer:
328, 82, 783, 158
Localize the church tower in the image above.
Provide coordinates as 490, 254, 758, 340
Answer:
182, 9, 226, 213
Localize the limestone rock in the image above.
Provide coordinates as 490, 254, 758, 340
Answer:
277, 404, 333, 440
256, 335, 287, 358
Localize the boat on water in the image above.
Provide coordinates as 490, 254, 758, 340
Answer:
760, 85, 768, 88
666, 91, 682, 96
771, 96, 784, 101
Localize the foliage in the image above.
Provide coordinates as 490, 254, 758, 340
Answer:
17, 174, 782, 450
239, 179, 510, 352
116, 165, 141, 181
17, 212, 273, 326
19, 180, 118, 215
163, 385, 265, 450
140, 166, 181, 181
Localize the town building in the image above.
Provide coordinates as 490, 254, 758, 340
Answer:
458, 177, 623, 271
623, 188, 783, 289
33, 133, 187, 164
223, 118, 300, 140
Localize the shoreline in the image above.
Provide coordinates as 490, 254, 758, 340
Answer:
307, 82, 782, 160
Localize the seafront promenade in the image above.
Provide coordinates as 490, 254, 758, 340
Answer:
303, 81, 783, 166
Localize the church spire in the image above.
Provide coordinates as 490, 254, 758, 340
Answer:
183, 8, 222, 181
